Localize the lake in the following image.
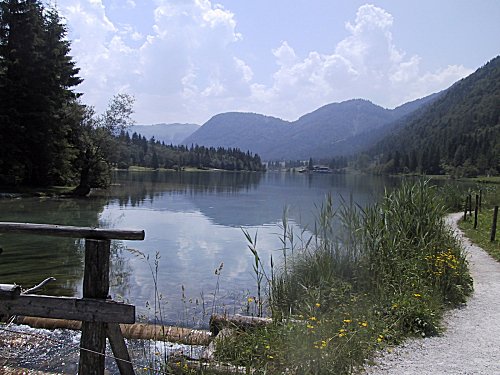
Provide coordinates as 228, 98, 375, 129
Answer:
0, 170, 400, 327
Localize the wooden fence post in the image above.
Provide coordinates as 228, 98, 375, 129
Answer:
464, 196, 468, 221
468, 194, 472, 215
491, 206, 499, 242
474, 194, 479, 229
0, 222, 143, 375
479, 189, 482, 211
79, 239, 110, 375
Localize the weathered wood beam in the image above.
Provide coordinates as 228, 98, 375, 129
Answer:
106, 323, 135, 375
0, 222, 144, 241
0, 295, 135, 323
79, 239, 111, 375
0, 284, 21, 300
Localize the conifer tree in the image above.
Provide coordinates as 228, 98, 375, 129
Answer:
0, 0, 82, 186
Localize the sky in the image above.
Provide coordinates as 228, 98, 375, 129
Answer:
54, 0, 500, 125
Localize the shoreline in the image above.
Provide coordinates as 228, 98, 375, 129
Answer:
364, 212, 500, 374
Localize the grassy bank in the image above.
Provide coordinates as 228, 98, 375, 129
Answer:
458, 184, 500, 261
213, 180, 473, 374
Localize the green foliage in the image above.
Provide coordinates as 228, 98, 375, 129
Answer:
0, 0, 82, 186
371, 56, 500, 177
215, 180, 473, 374
71, 93, 136, 192
113, 131, 265, 172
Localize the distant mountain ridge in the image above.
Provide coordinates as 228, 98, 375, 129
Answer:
182, 95, 441, 160
129, 123, 200, 145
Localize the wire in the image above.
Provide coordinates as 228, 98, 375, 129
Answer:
0, 324, 171, 375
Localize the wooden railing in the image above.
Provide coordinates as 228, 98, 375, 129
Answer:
0, 222, 145, 375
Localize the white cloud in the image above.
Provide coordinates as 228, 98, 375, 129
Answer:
58, 1, 472, 124
248, 4, 472, 119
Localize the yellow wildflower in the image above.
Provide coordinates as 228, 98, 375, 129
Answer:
359, 321, 368, 327
343, 319, 352, 323
315, 303, 321, 308
413, 293, 422, 298
309, 316, 317, 321
307, 324, 315, 329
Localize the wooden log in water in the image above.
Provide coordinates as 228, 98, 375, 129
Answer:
14, 317, 212, 346
120, 323, 212, 346
210, 314, 273, 336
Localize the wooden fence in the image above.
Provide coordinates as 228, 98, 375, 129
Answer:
462, 192, 498, 242
0, 222, 145, 375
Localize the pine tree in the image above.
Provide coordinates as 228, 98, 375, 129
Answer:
0, 0, 82, 186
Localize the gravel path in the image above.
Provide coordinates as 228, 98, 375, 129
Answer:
364, 212, 500, 375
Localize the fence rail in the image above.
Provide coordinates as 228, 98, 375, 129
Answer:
0, 222, 144, 240
0, 221, 145, 375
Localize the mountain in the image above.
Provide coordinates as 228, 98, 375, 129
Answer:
182, 113, 289, 156
371, 55, 500, 176
183, 96, 439, 160
129, 123, 200, 145
271, 99, 395, 159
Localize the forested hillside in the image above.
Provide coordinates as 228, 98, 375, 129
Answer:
183, 96, 440, 161
113, 131, 264, 172
371, 56, 500, 177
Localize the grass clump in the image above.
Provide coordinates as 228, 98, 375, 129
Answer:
214, 179, 473, 374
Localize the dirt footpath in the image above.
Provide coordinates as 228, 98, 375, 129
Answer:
364, 212, 500, 375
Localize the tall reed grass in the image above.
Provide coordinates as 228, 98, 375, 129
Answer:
215, 179, 473, 374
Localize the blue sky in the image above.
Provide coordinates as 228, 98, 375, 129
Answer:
55, 0, 500, 125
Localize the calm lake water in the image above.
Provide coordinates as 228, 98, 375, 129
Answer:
0, 171, 400, 327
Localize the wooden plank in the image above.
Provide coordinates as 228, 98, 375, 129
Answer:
0, 295, 135, 323
106, 323, 135, 375
491, 206, 499, 242
79, 239, 111, 375
0, 222, 144, 241
0, 284, 21, 300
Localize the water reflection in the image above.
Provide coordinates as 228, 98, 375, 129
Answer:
0, 171, 400, 327
0, 197, 108, 296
